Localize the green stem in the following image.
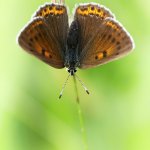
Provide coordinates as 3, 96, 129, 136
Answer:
73, 75, 88, 150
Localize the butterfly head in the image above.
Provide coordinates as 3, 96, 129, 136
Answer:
65, 59, 79, 75
67, 67, 77, 76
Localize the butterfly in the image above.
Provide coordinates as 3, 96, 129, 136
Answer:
17, 2, 134, 97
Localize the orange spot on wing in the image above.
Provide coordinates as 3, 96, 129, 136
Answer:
106, 21, 120, 31
45, 51, 50, 58
106, 48, 115, 56
27, 20, 44, 34
76, 5, 107, 18
36, 5, 66, 17
97, 53, 104, 59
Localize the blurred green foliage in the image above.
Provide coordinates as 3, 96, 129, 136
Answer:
0, 0, 150, 150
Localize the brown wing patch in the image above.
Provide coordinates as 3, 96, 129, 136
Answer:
76, 3, 114, 19
18, 17, 64, 69
79, 18, 134, 69
34, 3, 67, 18
18, 3, 69, 69
33, 3, 69, 57
74, 3, 115, 57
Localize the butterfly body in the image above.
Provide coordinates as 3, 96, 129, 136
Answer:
17, 3, 134, 75
65, 20, 80, 75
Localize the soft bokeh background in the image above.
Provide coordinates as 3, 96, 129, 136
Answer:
0, 0, 150, 150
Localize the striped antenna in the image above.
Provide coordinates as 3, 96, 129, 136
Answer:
59, 74, 71, 99
75, 74, 90, 95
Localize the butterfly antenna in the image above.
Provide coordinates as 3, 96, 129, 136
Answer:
59, 74, 71, 99
75, 74, 90, 95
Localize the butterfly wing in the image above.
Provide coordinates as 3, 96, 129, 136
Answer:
74, 3, 134, 69
17, 3, 69, 69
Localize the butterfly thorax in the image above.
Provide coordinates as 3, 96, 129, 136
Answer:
65, 20, 80, 76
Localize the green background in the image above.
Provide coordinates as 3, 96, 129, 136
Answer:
0, 0, 150, 150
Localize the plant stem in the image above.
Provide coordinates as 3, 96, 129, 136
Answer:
73, 75, 88, 150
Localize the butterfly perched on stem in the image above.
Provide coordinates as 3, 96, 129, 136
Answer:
17, 2, 134, 97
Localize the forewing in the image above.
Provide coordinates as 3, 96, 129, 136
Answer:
33, 3, 69, 55
17, 3, 69, 69
74, 3, 134, 69
74, 3, 115, 56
